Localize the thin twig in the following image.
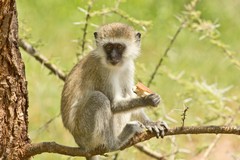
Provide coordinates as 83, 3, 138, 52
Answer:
168, 135, 178, 160
147, 0, 201, 87
211, 40, 240, 70
134, 144, 165, 160
90, 8, 151, 28
35, 113, 61, 133
113, 152, 119, 160
78, 0, 94, 58
113, 9, 151, 28
163, 150, 179, 159
181, 104, 189, 128
18, 39, 66, 81
22, 125, 240, 159
147, 22, 185, 87
201, 134, 221, 160
199, 112, 237, 159
114, 0, 121, 9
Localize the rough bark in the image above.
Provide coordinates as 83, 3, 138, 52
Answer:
0, 0, 30, 159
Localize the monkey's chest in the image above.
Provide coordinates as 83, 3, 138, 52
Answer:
109, 73, 129, 101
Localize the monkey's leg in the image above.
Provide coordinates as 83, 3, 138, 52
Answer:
74, 91, 112, 151
110, 121, 145, 150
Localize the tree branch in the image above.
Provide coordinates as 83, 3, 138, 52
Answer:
22, 125, 240, 159
18, 39, 66, 81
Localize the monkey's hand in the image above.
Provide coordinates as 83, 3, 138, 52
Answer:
143, 94, 161, 107
144, 121, 169, 138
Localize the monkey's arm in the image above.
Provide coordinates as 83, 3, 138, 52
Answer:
111, 94, 160, 113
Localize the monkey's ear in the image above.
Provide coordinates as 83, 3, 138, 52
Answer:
94, 32, 98, 39
135, 32, 141, 41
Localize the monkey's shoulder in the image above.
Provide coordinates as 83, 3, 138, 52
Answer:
67, 52, 99, 76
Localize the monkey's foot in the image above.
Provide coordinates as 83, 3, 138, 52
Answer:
144, 121, 169, 138
127, 121, 145, 134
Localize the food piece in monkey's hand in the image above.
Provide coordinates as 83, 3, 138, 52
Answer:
134, 82, 169, 138
134, 82, 161, 107
134, 82, 154, 97
134, 82, 160, 106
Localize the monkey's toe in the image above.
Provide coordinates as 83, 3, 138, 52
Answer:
144, 121, 168, 138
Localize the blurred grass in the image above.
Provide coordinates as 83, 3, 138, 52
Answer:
17, 0, 240, 159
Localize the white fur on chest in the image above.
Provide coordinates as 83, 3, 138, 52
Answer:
108, 61, 137, 137
110, 71, 123, 101
109, 61, 135, 101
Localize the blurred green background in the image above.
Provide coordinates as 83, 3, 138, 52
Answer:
17, 0, 240, 159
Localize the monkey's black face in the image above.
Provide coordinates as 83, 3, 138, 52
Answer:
103, 43, 126, 66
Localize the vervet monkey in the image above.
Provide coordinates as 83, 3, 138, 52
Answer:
61, 23, 168, 160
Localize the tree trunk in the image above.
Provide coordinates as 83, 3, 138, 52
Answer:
0, 0, 30, 159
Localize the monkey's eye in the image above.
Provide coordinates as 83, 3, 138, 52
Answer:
116, 44, 125, 52
104, 43, 113, 52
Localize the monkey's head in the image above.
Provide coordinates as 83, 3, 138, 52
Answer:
94, 23, 141, 68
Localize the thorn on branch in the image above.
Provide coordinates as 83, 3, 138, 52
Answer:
181, 104, 189, 128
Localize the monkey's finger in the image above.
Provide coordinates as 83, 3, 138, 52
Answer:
149, 94, 160, 100
151, 94, 160, 100
146, 126, 153, 133
160, 129, 165, 138
155, 122, 168, 138
160, 121, 169, 131
152, 126, 160, 138
154, 98, 161, 104
156, 125, 165, 138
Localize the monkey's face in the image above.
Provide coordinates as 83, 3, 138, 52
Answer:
103, 42, 126, 66
98, 39, 140, 68
94, 23, 141, 68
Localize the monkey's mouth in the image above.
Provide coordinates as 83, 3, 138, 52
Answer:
108, 59, 120, 66
110, 61, 119, 65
